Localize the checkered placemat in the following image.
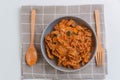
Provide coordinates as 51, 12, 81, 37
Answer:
20, 5, 107, 80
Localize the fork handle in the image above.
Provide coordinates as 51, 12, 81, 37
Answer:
95, 10, 101, 45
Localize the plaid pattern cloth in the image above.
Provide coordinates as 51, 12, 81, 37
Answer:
20, 5, 107, 80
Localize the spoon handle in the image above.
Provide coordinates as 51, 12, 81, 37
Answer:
30, 9, 36, 45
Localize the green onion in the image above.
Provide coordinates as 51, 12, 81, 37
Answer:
66, 31, 71, 36
52, 42, 56, 44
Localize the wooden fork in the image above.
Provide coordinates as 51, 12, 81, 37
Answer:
94, 10, 104, 66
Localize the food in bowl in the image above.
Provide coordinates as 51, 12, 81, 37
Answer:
44, 19, 94, 69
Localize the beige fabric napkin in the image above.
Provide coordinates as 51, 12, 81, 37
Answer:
20, 5, 107, 80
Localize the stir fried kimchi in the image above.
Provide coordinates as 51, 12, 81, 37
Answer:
45, 19, 93, 69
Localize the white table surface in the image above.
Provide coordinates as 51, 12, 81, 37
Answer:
0, 0, 120, 80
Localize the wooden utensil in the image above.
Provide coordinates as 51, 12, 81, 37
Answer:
94, 10, 104, 66
25, 9, 37, 66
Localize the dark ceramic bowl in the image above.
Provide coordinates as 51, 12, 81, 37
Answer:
41, 16, 97, 72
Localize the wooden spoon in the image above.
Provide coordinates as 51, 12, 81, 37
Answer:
25, 9, 37, 66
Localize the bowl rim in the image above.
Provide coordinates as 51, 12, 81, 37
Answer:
40, 16, 98, 72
